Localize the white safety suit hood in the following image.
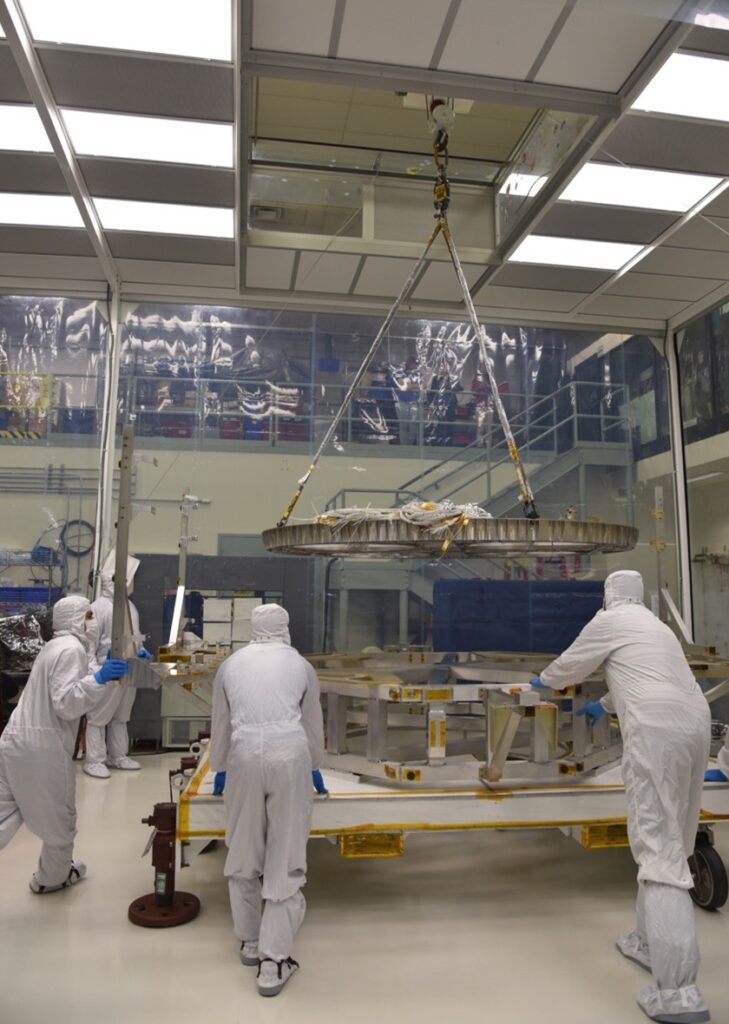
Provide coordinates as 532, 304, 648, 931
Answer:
604, 570, 644, 609
100, 549, 140, 598
250, 604, 291, 645
52, 595, 97, 651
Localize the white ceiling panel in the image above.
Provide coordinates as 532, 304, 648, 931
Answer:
295, 251, 361, 293
412, 260, 482, 302
606, 272, 724, 302
0, 251, 102, 281
667, 218, 729, 254
338, 0, 451, 68
439, 0, 564, 79
252, 0, 336, 57
116, 259, 235, 288
582, 294, 690, 320
477, 285, 585, 313
536, 3, 669, 91
245, 247, 296, 290
638, 245, 729, 280
354, 255, 418, 297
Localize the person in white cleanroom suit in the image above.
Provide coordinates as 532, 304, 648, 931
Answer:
533, 571, 711, 1024
209, 603, 324, 998
0, 596, 128, 892
85, 552, 150, 779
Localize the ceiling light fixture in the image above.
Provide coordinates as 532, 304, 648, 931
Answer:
0, 104, 52, 152
508, 235, 642, 270
20, 0, 231, 60
61, 109, 233, 167
633, 52, 729, 122
560, 162, 723, 212
0, 192, 83, 227
93, 196, 234, 237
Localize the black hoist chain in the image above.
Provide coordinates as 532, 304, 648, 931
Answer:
433, 130, 450, 218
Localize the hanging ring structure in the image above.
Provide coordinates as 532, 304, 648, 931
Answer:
274, 127, 538, 528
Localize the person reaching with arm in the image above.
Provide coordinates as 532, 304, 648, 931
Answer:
531, 571, 711, 1024
0, 596, 127, 893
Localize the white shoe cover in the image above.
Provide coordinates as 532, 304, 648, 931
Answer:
240, 941, 259, 966
30, 861, 87, 894
257, 958, 298, 996
108, 756, 141, 771
638, 984, 710, 1023
616, 930, 651, 971
83, 761, 111, 779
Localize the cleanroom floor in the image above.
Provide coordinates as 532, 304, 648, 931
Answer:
1, 752, 728, 1024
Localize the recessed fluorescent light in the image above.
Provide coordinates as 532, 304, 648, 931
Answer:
499, 172, 547, 198
633, 53, 729, 122
509, 235, 642, 270
21, 0, 231, 60
0, 104, 52, 153
93, 197, 234, 237
0, 192, 83, 227
560, 162, 723, 213
62, 109, 233, 168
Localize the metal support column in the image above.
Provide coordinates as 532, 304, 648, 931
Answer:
399, 588, 409, 647
665, 327, 693, 639
111, 426, 135, 658
366, 697, 388, 761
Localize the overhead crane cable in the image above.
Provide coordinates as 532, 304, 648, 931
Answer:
275, 113, 539, 528
439, 218, 538, 519
275, 217, 443, 527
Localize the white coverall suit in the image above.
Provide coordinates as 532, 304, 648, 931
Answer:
0, 596, 108, 888
209, 604, 324, 963
541, 571, 711, 1024
85, 554, 142, 773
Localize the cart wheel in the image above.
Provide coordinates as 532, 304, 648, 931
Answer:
689, 845, 728, 911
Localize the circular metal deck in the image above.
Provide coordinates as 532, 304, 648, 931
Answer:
262, 518, 638, 559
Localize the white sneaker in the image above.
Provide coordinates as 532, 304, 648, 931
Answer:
108, 756, 141, 771
616, 930, 651, 971
30, 861, 87, 894
240, 941, 259, 966
83, 762, 111, 779
638, 984, 710, 1023
257, 958, 299, 997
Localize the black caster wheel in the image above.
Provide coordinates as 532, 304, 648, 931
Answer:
689, 844, 728, 911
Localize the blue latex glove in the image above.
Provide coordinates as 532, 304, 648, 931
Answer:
577, 701, 607, 725
137, 647, 153, 660
312, 769, 328, 795
94, 657, 129, 685
705, 768, 728, 782
530, 675, 549, 690
213, 771, 226, 795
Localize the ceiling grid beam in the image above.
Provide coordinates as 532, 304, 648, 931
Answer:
0, 0, 118, 289
525, 0, 577, 82
428, 0, 461, 70
470, 10, 697, 304
328, 0, 347, 59
241, 49, 620, 117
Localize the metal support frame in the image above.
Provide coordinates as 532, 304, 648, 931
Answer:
111, 426, 135, 658
92, 289, 125, 596
665, 326, 694, 639
470, 12, 695, 295
0, 0, 118, 289
242, 49, 621, 118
